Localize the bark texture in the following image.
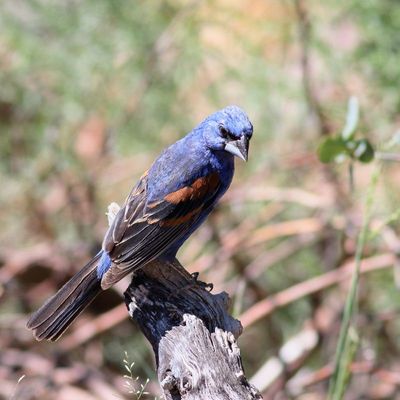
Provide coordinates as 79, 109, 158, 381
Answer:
124, 258, 262, 400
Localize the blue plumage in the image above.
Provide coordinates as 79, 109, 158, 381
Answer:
27, 105, 253, 341
147, 105, 252, 199
97, 251, 112, 279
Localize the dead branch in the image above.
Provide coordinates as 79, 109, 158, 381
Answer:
125, 258, 262, 400
240, 253, 395, 328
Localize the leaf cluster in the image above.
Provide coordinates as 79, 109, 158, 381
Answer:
318, 97, 374, 164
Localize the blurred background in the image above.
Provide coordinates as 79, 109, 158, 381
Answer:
1, 0, 400, 399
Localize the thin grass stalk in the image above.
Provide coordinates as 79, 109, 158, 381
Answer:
328, 164, 381, 399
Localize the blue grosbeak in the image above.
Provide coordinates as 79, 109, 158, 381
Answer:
27, 105, 253, 341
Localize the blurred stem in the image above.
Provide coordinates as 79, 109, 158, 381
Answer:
294, 0, 330, 136
334, 326, 359, 400
295, 0, 351, 211
375, 151, 400, 162
328, 163, 381, 399
232, 279, 247, 318
348, 162, 354, 193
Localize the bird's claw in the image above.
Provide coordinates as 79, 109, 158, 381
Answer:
190, 272, 213, 292
191, 272, 200, 281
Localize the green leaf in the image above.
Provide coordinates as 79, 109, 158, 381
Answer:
342, 96, 359, 141
353, 139, 374, 163
318, 137, 348, 163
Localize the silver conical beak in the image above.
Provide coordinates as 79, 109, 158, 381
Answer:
224, 135, 249, 161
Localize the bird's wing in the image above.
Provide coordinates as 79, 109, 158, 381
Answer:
100, 170, 221, 289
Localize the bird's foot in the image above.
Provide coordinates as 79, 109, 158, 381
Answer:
190, 272, 213, 292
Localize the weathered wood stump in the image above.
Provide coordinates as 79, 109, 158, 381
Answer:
124, 258, 262, 400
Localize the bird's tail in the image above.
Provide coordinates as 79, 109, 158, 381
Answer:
26, 252, 103, 341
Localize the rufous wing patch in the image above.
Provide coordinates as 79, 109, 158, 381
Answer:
164, 172, 220, 204
164, 186, 193, 204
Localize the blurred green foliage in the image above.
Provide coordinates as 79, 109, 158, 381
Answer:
352, 0, 400, 113
1, 0, 400, 399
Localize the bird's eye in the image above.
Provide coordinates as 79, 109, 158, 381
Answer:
219, 125, 228, 139
219, 125, 235, 140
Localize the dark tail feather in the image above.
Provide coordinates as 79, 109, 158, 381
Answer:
27, 253, 102, 341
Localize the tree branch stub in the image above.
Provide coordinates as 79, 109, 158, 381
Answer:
124, 258, 262, 400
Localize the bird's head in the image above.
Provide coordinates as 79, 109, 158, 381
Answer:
201, 105, 253, 161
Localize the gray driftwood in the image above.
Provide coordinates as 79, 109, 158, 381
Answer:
124, 258, 262, 400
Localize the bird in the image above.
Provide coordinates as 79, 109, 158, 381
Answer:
27, 105, 253, 341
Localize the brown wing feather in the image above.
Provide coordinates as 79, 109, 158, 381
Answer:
100, 172, 220, 289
